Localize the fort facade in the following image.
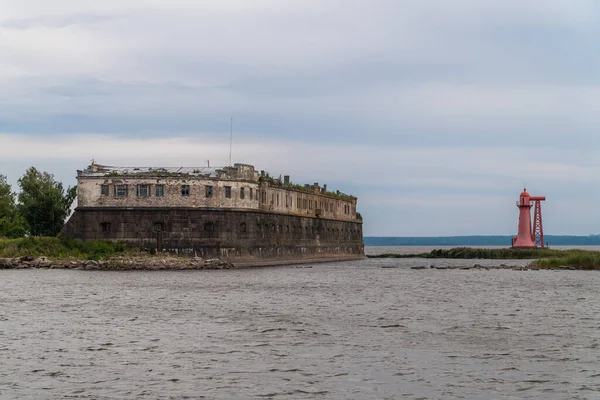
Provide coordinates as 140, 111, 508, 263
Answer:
62, 162, 365, 265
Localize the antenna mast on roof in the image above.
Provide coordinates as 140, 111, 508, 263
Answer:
229, 116, 233, 167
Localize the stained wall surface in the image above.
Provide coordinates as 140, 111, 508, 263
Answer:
62, 208, 365, 263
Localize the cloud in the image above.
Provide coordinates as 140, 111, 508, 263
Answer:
0, 1, 598, 235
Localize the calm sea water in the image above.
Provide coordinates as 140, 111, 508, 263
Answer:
2, 246, 600, 399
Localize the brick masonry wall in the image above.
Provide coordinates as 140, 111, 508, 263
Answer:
260, 185, 357, 221
78, 177, 260, 209
62, 208, 365, 263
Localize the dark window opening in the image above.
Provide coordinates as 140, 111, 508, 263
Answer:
137, 184, 151, 197
114, 185, 128, 197
154, 222, 164, 232
240, 223, 247, 233
204, 222, 214, 232
225, 186, 232, 198
155, 184, 165, 197
100, 222, 111, 232
181, 185, 190, 196
205, 185, 213, 198
240, 187, 245, 199
101, 185, 110, 196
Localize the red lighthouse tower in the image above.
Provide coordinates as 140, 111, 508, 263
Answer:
512, 188, 546, 248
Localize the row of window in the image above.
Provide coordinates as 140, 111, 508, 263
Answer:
100, 184, 354, 215
101, 184, 256, 199
261, 190, 354, 215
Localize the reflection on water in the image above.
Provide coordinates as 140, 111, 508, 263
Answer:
1, 249, 600, 399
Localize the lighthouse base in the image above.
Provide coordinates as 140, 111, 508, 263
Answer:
511, 236, 537, 248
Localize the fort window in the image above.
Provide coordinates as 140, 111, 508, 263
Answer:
262, 191, 267, 203
303, 198, 308, 209
100, 222, 111, 232
137, 184, 151, 197
250, 188, 253, 200
100, 184, 110, 196
204, 222, 214, 232
271, 194, 275, 205
155, 184, 165, 197
225, 186, 232, 198
154, 222, 164, 232
114, 184, 128, 197
276, 194, 280, 206
240, 187, 245, 199
205, 185, 213, 198
240, 223, 247, 233
181, 185, 190, 196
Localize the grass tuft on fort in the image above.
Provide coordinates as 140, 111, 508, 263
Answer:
0, 236, 130, 260
369, 247, 600, 269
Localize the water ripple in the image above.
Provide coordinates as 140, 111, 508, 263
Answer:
1, 255, 599, 399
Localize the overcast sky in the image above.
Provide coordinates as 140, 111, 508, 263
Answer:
1, 0, 599, 236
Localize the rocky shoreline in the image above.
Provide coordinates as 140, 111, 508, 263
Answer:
0, 255, 236, 270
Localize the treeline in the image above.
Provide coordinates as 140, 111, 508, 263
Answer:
0, 168, 76, 238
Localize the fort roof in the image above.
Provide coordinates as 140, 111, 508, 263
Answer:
78, 162, 257, 179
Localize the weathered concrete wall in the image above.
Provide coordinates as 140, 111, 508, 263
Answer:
62, 208, 365, 263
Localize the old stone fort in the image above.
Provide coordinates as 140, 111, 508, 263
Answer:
62, 162, 365, 265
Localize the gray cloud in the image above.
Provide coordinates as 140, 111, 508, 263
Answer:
0, 12, 130, 29
0, 0, 599, 234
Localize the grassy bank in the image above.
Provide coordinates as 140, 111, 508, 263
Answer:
369, 247, 600, 269
0, 237, 130, 260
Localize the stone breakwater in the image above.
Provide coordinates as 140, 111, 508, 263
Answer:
0, 255, 235, 270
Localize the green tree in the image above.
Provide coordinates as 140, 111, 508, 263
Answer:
0, 174, 13, 217
0, 174, 28, 238
17, 168, 77, 236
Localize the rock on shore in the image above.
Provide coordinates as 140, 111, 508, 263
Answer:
0, 255, 235, 270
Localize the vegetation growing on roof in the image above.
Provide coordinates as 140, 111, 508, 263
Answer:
259, 172, 355, 200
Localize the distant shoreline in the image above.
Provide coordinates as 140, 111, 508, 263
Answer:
367, 247, 600, 270
365, 235, 600, 246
